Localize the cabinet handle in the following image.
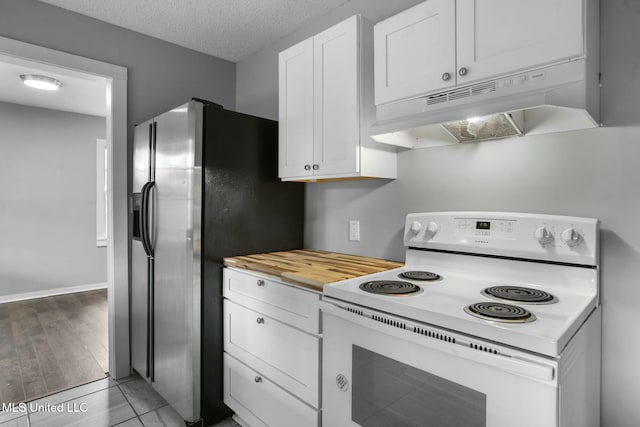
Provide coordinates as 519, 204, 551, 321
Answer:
254, 376, 262, 383
312, 164, 319, 170
256, 317, 265, 324
304, 164, 311, 171
458, 67, 468, 76
257, 279, 265, 287
442, 72, 451, 81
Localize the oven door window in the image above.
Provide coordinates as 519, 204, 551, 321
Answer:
352, 345, 486, 427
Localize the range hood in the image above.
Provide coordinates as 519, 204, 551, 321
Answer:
370, 59, 600, 149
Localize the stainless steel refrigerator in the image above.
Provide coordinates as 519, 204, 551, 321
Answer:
131, 99, 304, 425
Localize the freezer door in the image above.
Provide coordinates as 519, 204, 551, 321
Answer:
131, 120, 154, 379
152, 101, 202, 422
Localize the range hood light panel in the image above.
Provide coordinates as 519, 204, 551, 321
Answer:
441, 112, 523, 143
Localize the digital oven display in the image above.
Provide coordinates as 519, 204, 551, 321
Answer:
476, 221, 491, 230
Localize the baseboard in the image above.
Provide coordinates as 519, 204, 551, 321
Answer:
0, 282, 108, 304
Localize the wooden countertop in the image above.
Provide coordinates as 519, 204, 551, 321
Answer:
223, 249, 403, 292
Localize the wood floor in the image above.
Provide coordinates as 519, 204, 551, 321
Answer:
0, 289, 108, 404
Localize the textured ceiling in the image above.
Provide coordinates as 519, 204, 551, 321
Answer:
39, 0, 351, 62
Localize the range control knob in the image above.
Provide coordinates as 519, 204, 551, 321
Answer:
409, 221, 422, 234
534, 226, 553, 245
425, 221, 439, 236
561, 227, 583, 247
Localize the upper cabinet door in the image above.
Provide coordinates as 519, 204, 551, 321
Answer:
456, 0, 584, 85
374, 0, 456, 105
278, 38, 314, 179
313, 15, 360, 177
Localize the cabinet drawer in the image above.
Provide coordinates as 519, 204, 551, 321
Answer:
223, 299, 320, 407
224, 353, 319, 427
223, 268, 320, 334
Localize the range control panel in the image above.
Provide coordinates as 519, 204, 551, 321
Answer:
404, 212, 599, 266
454, 218, 518, 239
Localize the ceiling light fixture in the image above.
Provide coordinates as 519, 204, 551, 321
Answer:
20, 74, 63, 91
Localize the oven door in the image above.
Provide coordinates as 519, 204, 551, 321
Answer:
321, 298, 559, 427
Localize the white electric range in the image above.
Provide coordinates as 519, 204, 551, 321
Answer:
321, 212, 601, 427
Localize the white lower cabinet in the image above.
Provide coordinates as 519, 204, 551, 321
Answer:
222, 268, 321, 427
224, 354, 320, 427
224, 268, 320, 333
224, 299, 320, 406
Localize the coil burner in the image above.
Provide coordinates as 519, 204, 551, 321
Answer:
481, 286, 558, 304
359, 280, 421, 296
398, 271, 442, 281
464, 302, 536, 323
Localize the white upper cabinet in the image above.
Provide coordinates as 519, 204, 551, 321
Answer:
456, 0, 584, 86
279, 15, 396, 181
312, 18, 359, 177
279, 38, 314, 179
375, 0, 587, 105
374, 0, 455, 105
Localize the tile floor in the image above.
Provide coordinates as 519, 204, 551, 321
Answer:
0, 374, 240, 427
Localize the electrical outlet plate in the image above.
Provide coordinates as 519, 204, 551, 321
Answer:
349, 220, 360, 241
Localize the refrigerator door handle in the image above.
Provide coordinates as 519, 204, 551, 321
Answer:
140, 181, 156, 257
139, 181, 150, 256
147, 182, 156, 253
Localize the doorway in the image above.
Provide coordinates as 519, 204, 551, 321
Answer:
0, 36, 129, 389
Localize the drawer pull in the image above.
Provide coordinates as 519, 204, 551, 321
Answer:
256, 317, 265, 324
257, 279, 265, 287
254, 376, 262, 383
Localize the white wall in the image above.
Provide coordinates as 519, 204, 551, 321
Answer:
0, 101, 107, 298
236, 0, 640, 425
